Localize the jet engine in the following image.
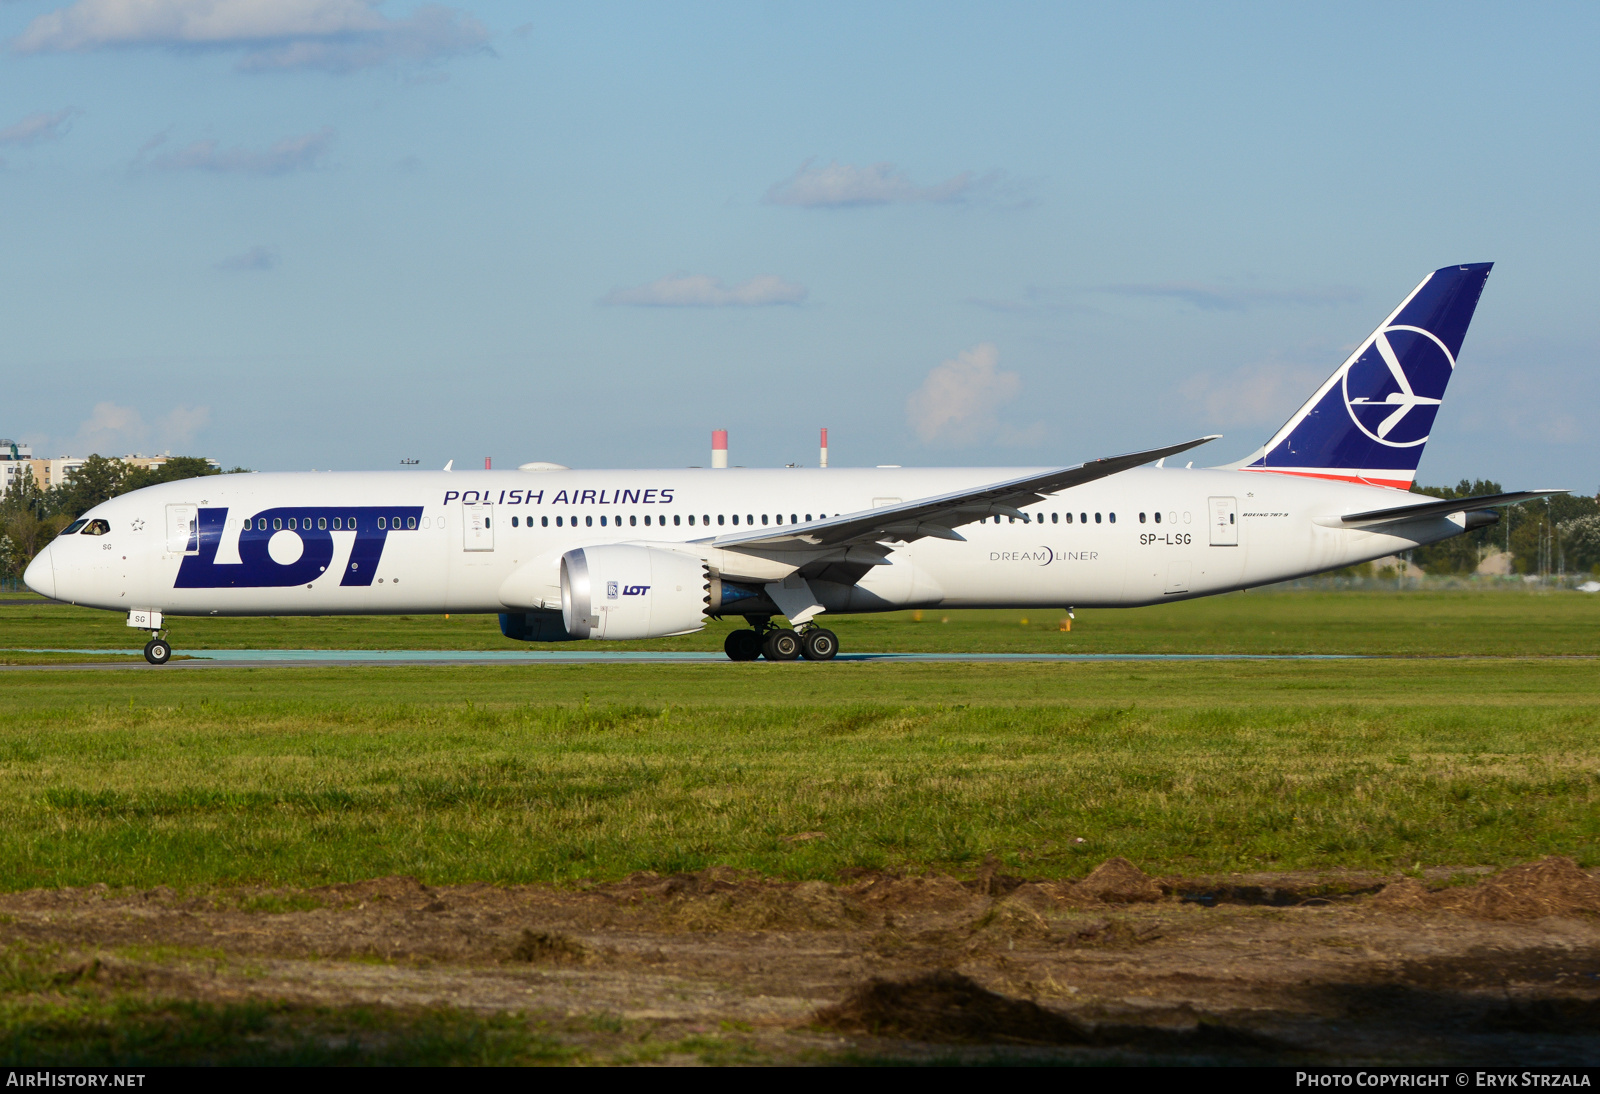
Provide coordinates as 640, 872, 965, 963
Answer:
560, 545, 711, 640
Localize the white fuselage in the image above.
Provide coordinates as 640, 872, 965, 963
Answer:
30, 465, 1465, 622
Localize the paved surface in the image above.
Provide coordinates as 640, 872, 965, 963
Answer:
5, 648, 1363, 670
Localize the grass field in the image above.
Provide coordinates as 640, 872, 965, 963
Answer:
0, 656, 1595, 890
3, 585, 1599, 656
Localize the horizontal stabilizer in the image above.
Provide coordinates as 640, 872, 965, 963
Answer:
1333, 489, 1566, 528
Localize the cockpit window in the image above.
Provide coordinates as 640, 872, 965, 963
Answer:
81, 519, 111, 536
61, 519, 89, 535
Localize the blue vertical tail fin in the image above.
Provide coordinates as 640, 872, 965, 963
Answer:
1230, 263, 1492, 489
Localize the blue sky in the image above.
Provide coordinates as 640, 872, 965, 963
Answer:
2, 1, 1595, 488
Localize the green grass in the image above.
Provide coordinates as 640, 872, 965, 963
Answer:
0, 658, 1594, 888
4, 587, 1599, 655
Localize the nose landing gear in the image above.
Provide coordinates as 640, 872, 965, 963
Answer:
143, 634, 172, 665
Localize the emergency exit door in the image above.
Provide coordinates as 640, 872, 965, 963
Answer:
1208, 496, 1238, 546
462, 502, 494, 551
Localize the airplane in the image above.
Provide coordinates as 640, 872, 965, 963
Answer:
26, 262, 1562, 665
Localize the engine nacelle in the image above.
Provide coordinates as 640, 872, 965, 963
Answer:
560, 545, 710, 640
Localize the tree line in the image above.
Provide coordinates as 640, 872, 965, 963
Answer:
1404, 480, 1600, 576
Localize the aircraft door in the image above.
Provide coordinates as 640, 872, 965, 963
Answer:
462, 502, 494, 552
165, 505, 199, 555
1208, 497, 1238, 546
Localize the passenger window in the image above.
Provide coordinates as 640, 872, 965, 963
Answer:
316, 517, 325, 530
674, 515, 681, 526
688, 515, 695, 526
1094, 513, 1101, 524
512, 516, 519, 528
1080, 513, 1087, 524
556, 516, 563, 527
274, 518, 283, 531
377, 517, 385, 530
542, 517, 549, 527
599, 516, 607, 527
746, 515, 753, 525
1109, 513, 1116, 523
1066, 513, 1073, 524
704, 515, 711, 525
805, 514, 812, 522
585, 516, 592, 527
732, 515, 739, 525
763, 515, 769, 525
790, 514, 798, 524
718, 515, 725, 526
631, 515, 638, 527
1169, 511, 1178, 524
1139, 513, 1145, 523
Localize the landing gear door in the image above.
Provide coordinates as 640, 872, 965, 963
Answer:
462, 502, 494, 552
1208, 496, 1238, 546
165, 505, 199, 555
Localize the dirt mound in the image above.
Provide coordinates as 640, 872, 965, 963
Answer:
1438, 857, 1600, 921
851, 874, 978, 912
968, 896, 1053, 943
1368, 858, 1600, 921
664, 881, 868, 931
815, 971, 1092, 1044
509, 929, 592, 964
1065, 858, 1164, 905
1370, 877, 1431, 912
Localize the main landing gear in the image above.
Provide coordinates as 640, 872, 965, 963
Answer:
723, 617, 838, 662
143, 634, 172, 665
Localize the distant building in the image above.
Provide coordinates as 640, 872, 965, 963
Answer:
0, 439, 34, 497
0, 443, 221, 498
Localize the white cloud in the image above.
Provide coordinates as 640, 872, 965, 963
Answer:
72, 402, 145, 454
68, 401, 211, 454
906, 343, 1023, 446
0, 107, 80, 147
158, 404, 210, 446
140, 127, 332, 174
765, 159, 1002, 208
215, 244, 278, 271
602, 273, 807, 308
13, 0, 489, 73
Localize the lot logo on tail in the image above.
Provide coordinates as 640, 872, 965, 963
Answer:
1342, 324, 1454, 447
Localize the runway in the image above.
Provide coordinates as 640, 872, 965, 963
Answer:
7, 647, 1363, 669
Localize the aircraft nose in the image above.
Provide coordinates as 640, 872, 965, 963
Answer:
23, 544, 55, 600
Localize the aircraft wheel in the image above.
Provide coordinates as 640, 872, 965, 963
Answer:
801, 628, 838, 661
724, 629, 761, 661
143, 638, 172, 666
761, 628, 801, 661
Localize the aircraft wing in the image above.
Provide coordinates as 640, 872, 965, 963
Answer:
705, 435, 1220, 552
1334, 489, 1567, 528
